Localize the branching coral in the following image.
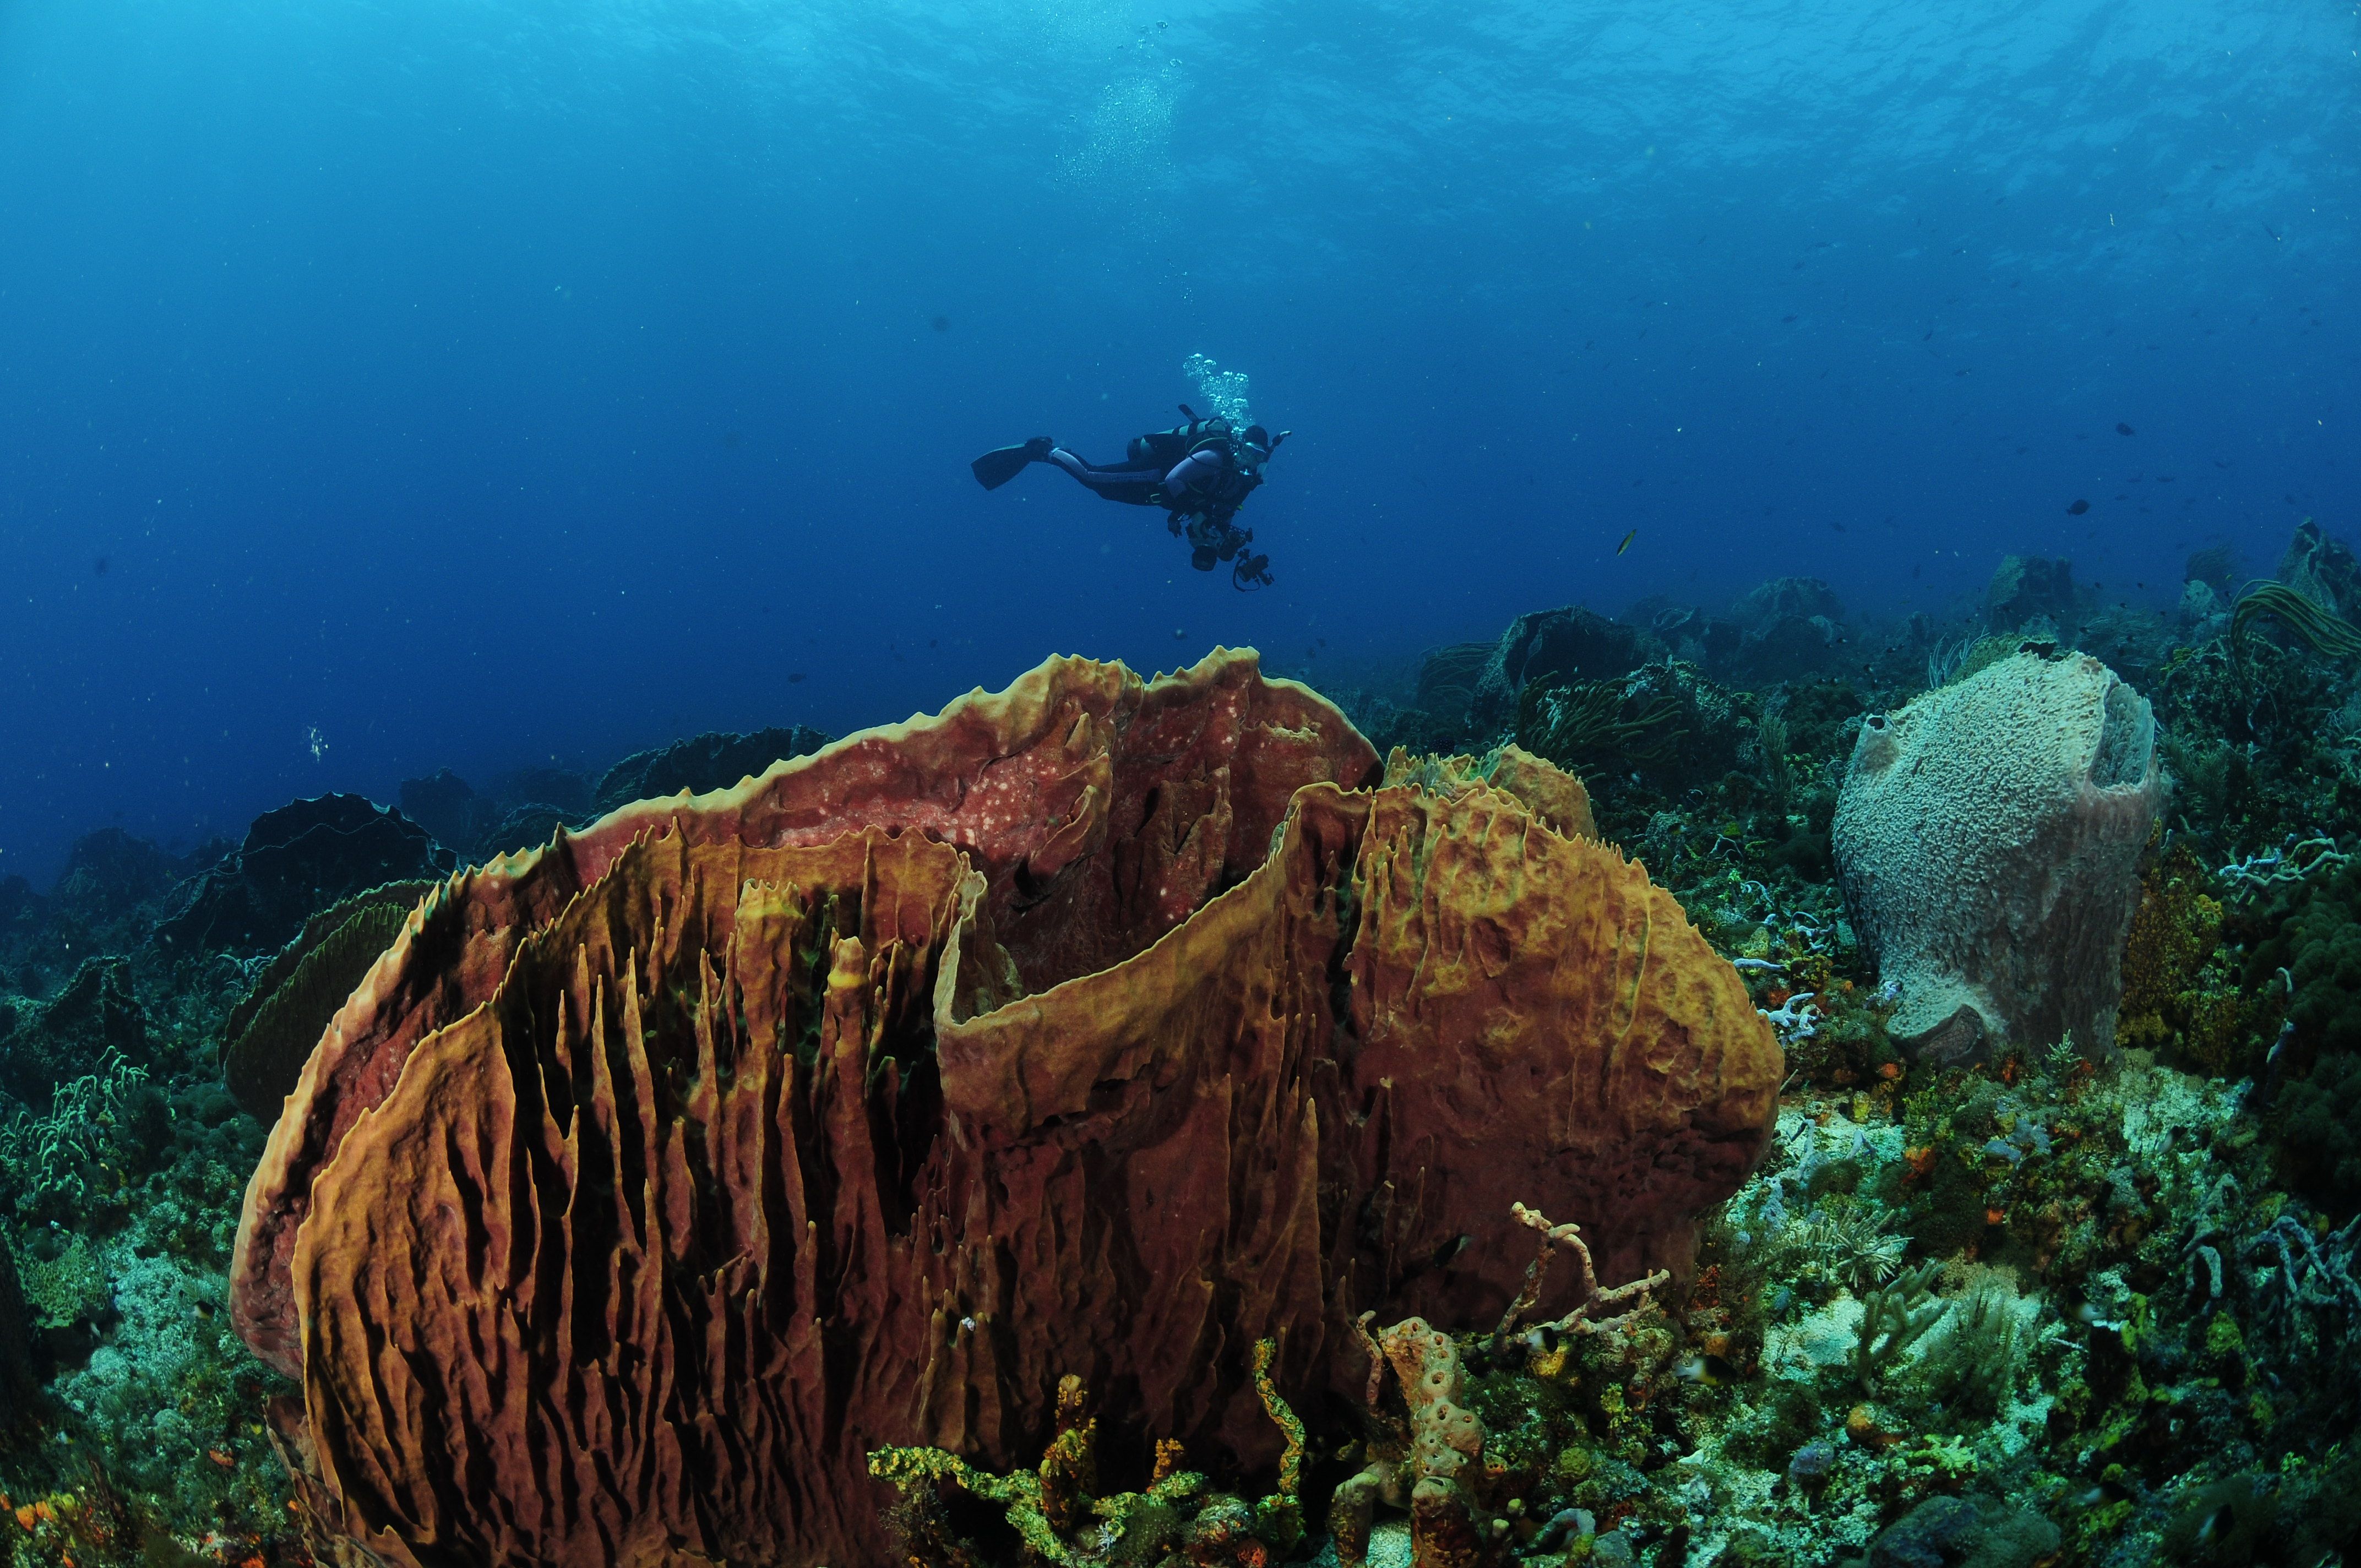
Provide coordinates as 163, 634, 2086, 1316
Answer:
868, 1342, 1305, 1567
1493, 1201, 1669, 1342
1852, 1261, 1951, 1393
2250, 1213, 2361, 1348
2218, 835, 2349, 902
0, 1047, 149, 1216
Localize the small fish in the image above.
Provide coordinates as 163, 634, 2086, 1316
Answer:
1830, 520, 1847, 532
1671, 1352, 1736, 1386
2116, 422, 2135, 435
788, 672, 807, 683
2067, 499, 2091, 515
1617, 529, 1638, 556
2195, 1503, 2238, 1548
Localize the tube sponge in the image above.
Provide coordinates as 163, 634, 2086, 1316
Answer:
1832, 649, 2162, 1064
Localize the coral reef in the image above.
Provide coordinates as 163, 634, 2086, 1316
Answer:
1987, 554, 2082, 634
156, 794, 450, 956
590, 721, 833, 815
2114, 843, 2256, 1076
1834, 650, 2163, 1064
391, 767, 480, 851
1466, 606, 1655, 731
2243, 856, 2361, 1217
1414, 641, 1495, 721
398, 764, 614, 864
1517, 661, 1745, 794
17, 525, 2361, 1568
0, 957, 150, 1107
2273, 517, 2361, 621
231, 651, 1777, 1568
1727, 576, 1848, 684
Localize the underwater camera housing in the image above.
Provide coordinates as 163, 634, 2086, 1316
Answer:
1176, 510, 1268, 588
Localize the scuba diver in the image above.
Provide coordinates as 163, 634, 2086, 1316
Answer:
971, 406, 1284, 590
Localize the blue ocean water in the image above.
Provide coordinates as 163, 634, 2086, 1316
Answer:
1, 0, 2352, 880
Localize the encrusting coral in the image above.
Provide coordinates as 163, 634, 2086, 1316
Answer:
2114, 841, 2256, 1075
229, 650, 1781, 1568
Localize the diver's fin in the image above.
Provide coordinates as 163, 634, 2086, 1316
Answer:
971, 442, 1046, 491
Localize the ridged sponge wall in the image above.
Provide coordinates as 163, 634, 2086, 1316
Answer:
230, 650, 1780, 1568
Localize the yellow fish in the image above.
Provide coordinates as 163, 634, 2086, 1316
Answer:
1617, 529, 1638, 556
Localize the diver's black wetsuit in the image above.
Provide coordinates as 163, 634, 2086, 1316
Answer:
972, 412, 1282, 586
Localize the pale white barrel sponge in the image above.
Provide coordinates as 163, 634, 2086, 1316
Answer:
1833, 650, 2163, 1065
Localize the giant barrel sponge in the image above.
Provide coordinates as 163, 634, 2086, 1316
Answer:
1833, 648, 2163, 1065
229, 649, 1779, 1568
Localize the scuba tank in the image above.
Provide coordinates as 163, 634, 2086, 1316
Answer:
1127, 404, 1234, 467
